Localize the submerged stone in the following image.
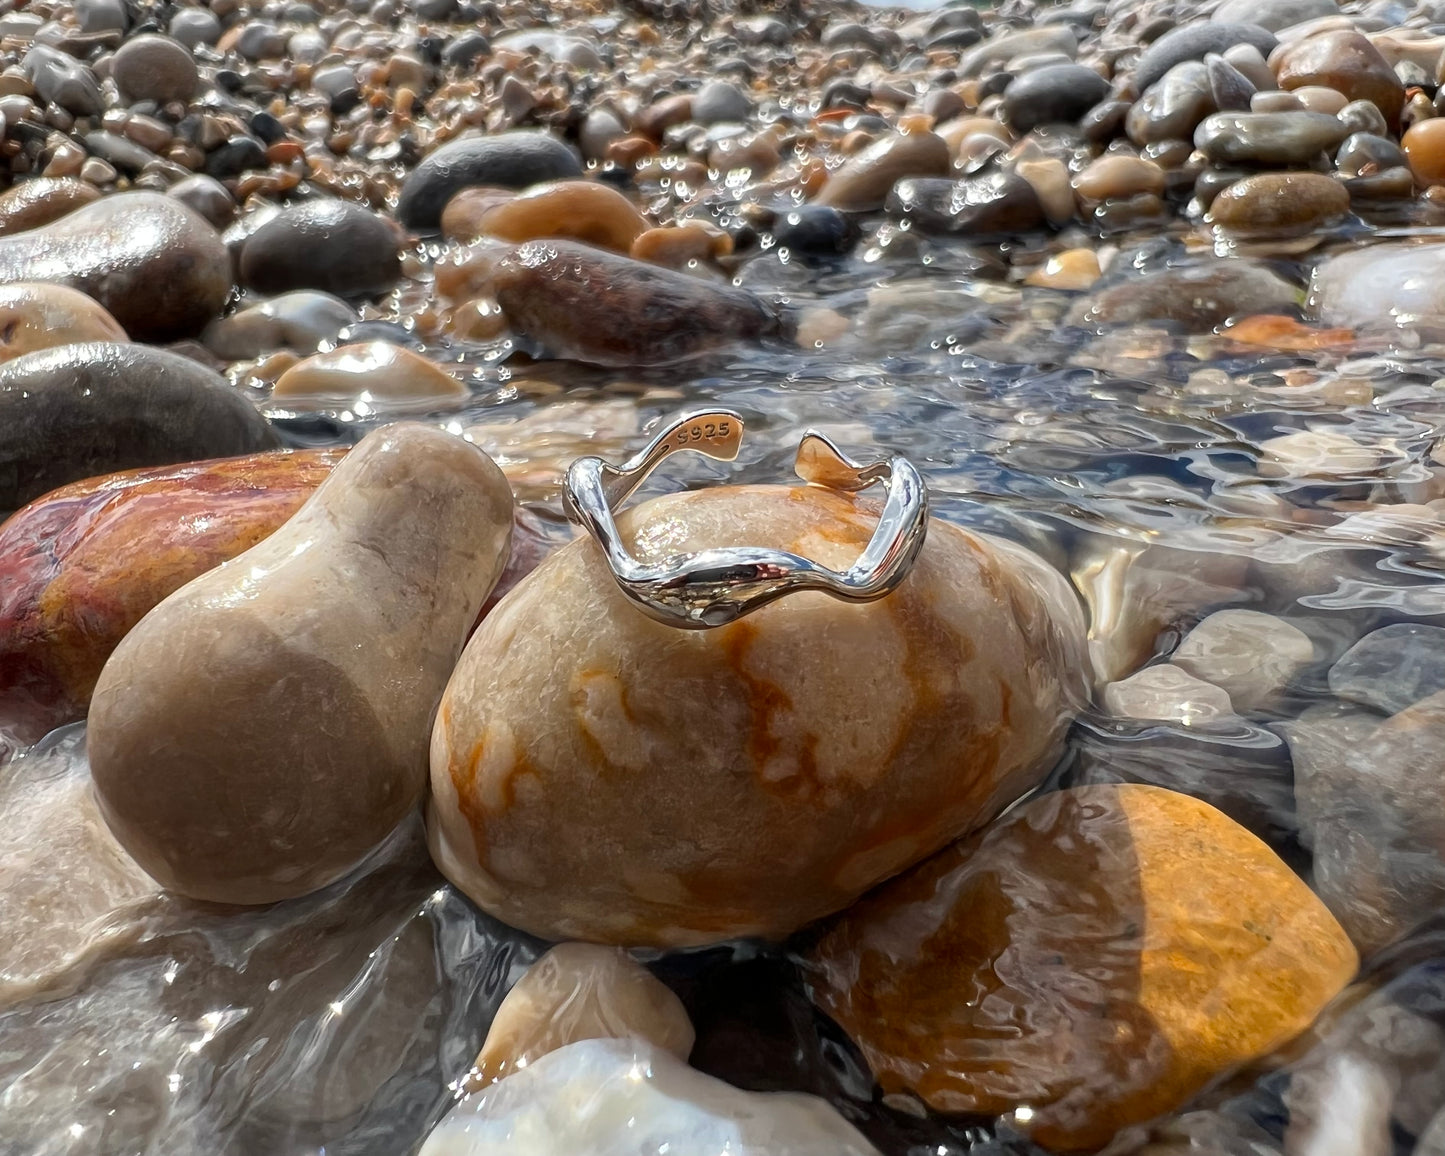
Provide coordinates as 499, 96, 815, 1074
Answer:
809, 784, 1357, 1150
88, 425, 514, 905
469, 943, 694, 1088
420, 1038, 879, 1156
1171, 609, 1315, 711
490, 240, 781, 367
1328, 624, 1445, 716
1069, 261, 1299, 329
429, 485, 1087, 947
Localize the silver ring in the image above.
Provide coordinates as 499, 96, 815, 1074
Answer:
562, 408, 930, 629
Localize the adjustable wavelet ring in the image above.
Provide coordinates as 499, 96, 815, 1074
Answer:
562, 408, 930, 629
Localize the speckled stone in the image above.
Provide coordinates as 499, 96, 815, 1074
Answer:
490, 240, 782, 367
428, 486, 1087, 947
88, 424, 515, 906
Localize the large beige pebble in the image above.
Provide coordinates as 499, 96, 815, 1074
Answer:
88, 424, 515, 905
1171, 609, 1314, 710
469, 943, 694, 1088
429, 484, 1087, 947
0, 281, 125, 361
272, 341, 468, 408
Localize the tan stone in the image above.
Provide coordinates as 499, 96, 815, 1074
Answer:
0, 729, 167, 1007
273, 341, 468, 408
630, 222, 733, 268
473, 180, 649, 254
439, 186, 515, 241
0, 282, 126, 361
469, 943, 694, 1088
0, 177, 100, 235
815, 131, 952, 211
428, 485, 1087, 947
1025, 248, 1102, 290
810, 784, 1358, 1151
88, 424, 515, 905
1071, 154, 1166, 202
1206, 172, 1349, 235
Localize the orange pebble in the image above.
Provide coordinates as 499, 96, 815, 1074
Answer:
1403, 118, 1445, 185
1220, 314, 1355, 351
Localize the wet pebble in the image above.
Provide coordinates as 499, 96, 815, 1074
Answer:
1135, 22, 1278, 91
1274, 29, 1405, 130
395, 131, 583, 232
0, 191, 230, 341
110, 34, 198, 105
1000, 63, 1110, 134
1195, 110, 1350, 164
272, 341, 468, 407
0, 282, 126, 362
691, 79, 751, 125
23, 46, 102, 116
1127, 61, 1217, 144
0, 177, 99, 235
0, 342, 278, 509
886, 172, 1045, 235
1310, 243, 1445, 327
1214, 0, 1338, 30
202, 291, 357, 360
1207, 171, 1350, 234
1402, 118, 1445, 184
815, 130, 951, 212
491, 240, 781, 366
239, 199, 402, 299
471, 180, 649, 254
771, 205, 859, 259
1328, 624, 1445, 715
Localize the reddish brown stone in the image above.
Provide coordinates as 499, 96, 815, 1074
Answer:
1274, 31, 1405, 130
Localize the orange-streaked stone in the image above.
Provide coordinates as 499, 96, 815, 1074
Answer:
0, 449, 344, 743
1220, 314, 1356, 351
428, 485, 1088, 947
809, 784, 1357, 1151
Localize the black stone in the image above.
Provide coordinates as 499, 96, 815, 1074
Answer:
394, 130, 582, 232
239, 199, 401, 299
205, 134, 267, 178
886, 173, 1046, 236
772, 205, 860, 260
442, 31, 490, 68
0, 343, 279, 510
249, 111, 287, 144
999, 63, 1111, 132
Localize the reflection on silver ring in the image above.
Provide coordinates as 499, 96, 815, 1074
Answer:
561, 408, 930, 629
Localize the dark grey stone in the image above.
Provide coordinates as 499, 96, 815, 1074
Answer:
240, 200, 402, 299
999, 63, 1110, 132
394, 130, 581, 231
1134, 22, 1278, 90
0, 343, 278, 510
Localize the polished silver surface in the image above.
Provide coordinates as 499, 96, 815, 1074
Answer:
562, 408, 930, 628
